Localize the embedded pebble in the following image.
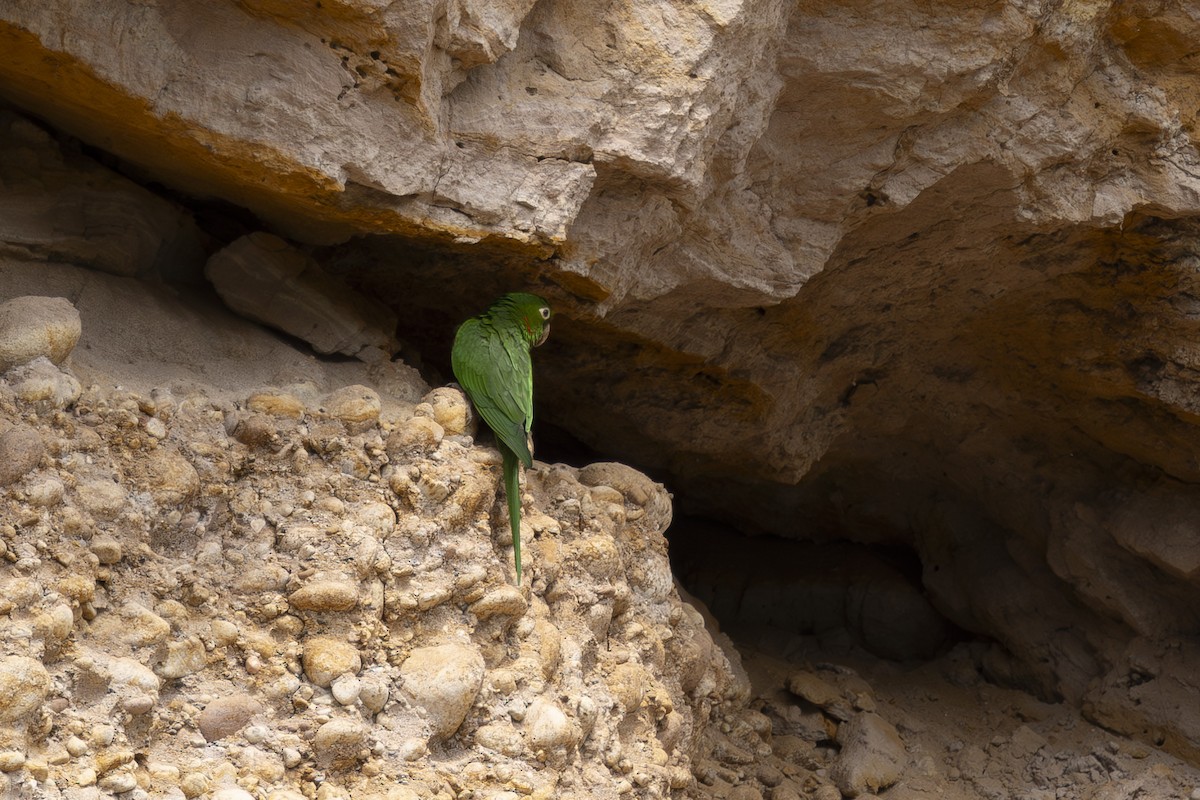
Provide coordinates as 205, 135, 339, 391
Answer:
474, 723, 524, 757
386, 415, 444, 457
113, 602, 171, 647
608, 662, 649, 715
0, 751, 24, 771
180, 772, 210, 797
24, 758, 48, 781
0, 425, 44, 487
76, 478, 128, 519
156, 636, 208, 679
397, 737, 428, 762
289, 579, 360, 612
358, 676, 390, 714
470, 586, 528, 620
526, 696, 579, 753
236, 565, 290, 593
228, 412, 279, 448
323, 384, 382, 432
144, 416, 167, 438
138, 448, 201, 506
91, 723, 116, 747
331, 673, 362, 706
198, 694, 263, 742
577, 461, 657, 506
771, 784, 803, 800
7, 357, 82, 408
399, 644, 485, 739
302, 637, 362, 687
109, 657, 161, 712
33, 603, 75, 646
385, 788, 423, 800
95, 749, 134, 774
423, 387, 473, 435
0, 656, 51, 723
89, 534, 123, 565
97, 771, 138, 793
210, 619, 240, 647
0, 295, 82, 371
26, 477, 65, 507
311, 718, 367, 768
353, 501, 396, 538
247, 390, 307, 418
212, 787, 256, 800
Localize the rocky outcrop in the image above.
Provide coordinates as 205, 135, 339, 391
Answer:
0, 281, 781, 799
6, 0, 1200, 770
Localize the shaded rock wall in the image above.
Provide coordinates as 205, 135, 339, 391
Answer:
5, 0, 1200, 765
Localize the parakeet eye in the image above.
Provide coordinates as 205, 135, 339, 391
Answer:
539, 307, 551, 320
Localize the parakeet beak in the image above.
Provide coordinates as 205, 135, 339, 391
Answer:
535, 323, 550, 347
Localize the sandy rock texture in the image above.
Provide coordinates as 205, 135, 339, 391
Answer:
0, 280, 809, 799
7, 0, 1200, 773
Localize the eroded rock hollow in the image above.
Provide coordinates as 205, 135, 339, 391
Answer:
5, 0, 1200, 782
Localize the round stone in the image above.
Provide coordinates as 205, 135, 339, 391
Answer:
311, 718, 367, 768
0, 656, 50, 723
0, 296, 81, 371
323, 385, 381, 432
301, 637, 362, 688
0, 425, 44, 487
399, 644, 484, 740
288, 580, 359, 612
197, 694, 263, 742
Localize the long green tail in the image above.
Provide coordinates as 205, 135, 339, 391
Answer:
502, 447, 523, 584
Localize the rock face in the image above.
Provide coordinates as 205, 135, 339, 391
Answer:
6, 0, 1200, 772
205, 233, 400, 360
0, 278, 773, 799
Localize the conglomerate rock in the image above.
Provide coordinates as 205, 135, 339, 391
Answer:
0, 284, 791, 799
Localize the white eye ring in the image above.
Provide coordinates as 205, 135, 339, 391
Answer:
540, 307, 551, 320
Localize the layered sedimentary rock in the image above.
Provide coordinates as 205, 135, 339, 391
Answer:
5, 0, 1200, 766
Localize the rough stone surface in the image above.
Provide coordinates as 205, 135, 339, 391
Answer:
1085, 637, 1200, 765
0, 295, 80, 372
5, 356, 82, 408
206, 233, 399, 359
0, 424, 43, 487
0, 110, 203, 281
301, 638, 362, 689
0, 656, 50, 724
288, 580, 360, 613
197, 695, 263, 743
829, 712, 907, 797
398, 644, 485, 741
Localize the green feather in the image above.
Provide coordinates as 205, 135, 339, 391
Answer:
503, 446, 522, 582
451, 293, 551, 584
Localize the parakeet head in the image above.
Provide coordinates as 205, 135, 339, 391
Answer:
494, 292, 552, 347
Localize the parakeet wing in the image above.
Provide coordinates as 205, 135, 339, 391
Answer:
452, 320, 534, 467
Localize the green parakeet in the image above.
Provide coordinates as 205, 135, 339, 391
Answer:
451, 293, 552, 585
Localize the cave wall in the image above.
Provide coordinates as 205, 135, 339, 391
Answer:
5, 0, 1200, 760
